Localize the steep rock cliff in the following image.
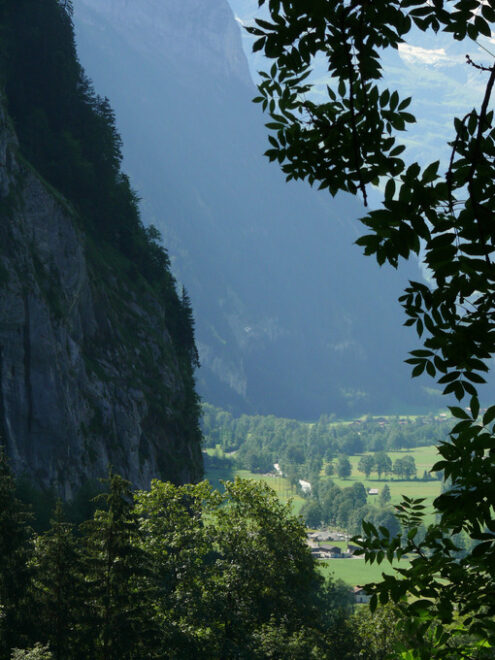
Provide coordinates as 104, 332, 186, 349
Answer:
0, 98, 202, 496
75, 0, 432, 418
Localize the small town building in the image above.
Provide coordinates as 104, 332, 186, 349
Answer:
353, 586, 371, 604
299, 479, 311, 493
310, 548, 332, 559
307, 531, 332, 542
319, 544, 342, 556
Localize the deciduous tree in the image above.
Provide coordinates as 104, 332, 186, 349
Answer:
336, 454, 352, 479
357, 454, 374, 478
374, 451, 392, 480
248, 0, 495, 653
393, 455, 417, 480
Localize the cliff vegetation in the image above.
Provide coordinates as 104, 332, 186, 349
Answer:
0, 0, 202, 494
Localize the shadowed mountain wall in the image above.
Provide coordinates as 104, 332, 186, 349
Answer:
74, 0, 432, 419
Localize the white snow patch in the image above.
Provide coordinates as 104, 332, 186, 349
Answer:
398, 44, 458, 67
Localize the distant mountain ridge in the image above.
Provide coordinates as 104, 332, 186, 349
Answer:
74, 0, 433, 419
78, 0, 250, 83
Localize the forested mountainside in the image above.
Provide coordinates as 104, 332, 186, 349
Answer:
0, 0, 202, 495
74, 0, 434, 420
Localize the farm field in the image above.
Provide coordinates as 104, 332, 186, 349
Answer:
204, 445, 443, 518
204, 444, 442, 583
202, 406, 449, 587
319, 557, 411, 586
328, 445, 442, 520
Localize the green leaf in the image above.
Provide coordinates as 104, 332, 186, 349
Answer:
465, 372, 486, 384
470, 395, 480, 419
474, 15, 492, 38
426, 360, 436, 377
385, 178, 396, 201
422, 161, 440, 183
448, 406, 470, 420
483, 406, 495, 426
412, 362, 425, 377
390, 90, 399, 111
253, 37, 266, 52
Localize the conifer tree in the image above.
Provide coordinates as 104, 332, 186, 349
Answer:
79, 472, 151, 660
0, 447, 33, 657
180, 287, 200, 367
31, 502, 83, 660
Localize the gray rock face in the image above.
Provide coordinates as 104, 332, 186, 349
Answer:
0, 100, 202, 496
78, 0, 251, 83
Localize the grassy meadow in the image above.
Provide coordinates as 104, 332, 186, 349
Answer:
204, 443, 442, 584
319, 557, 411, 586
204, 449, 307, 514
205, 444, 442, 511
205, 444, 443, 516
328, 445, 442, 522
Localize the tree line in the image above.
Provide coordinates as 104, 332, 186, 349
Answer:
300, 480, 399, 537
0, 448, 425, 659
356, 452, 420, 481
202, 403, 448, 480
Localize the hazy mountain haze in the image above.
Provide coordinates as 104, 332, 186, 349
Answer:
78, 0, 251, 83
74, 0, 433, 418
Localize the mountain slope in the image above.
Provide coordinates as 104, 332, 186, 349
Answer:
0, 0, 202, 494
74, 0, 433, 419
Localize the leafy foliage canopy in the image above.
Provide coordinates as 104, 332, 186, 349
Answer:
0, 457, 365, 659
249, 0, 495, 655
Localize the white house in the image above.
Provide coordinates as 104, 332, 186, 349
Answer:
299, 479, 311, 493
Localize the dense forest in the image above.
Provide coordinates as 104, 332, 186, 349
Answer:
0, 450, 417, 660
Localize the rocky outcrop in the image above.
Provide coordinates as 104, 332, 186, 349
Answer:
0, 100, 202, 497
